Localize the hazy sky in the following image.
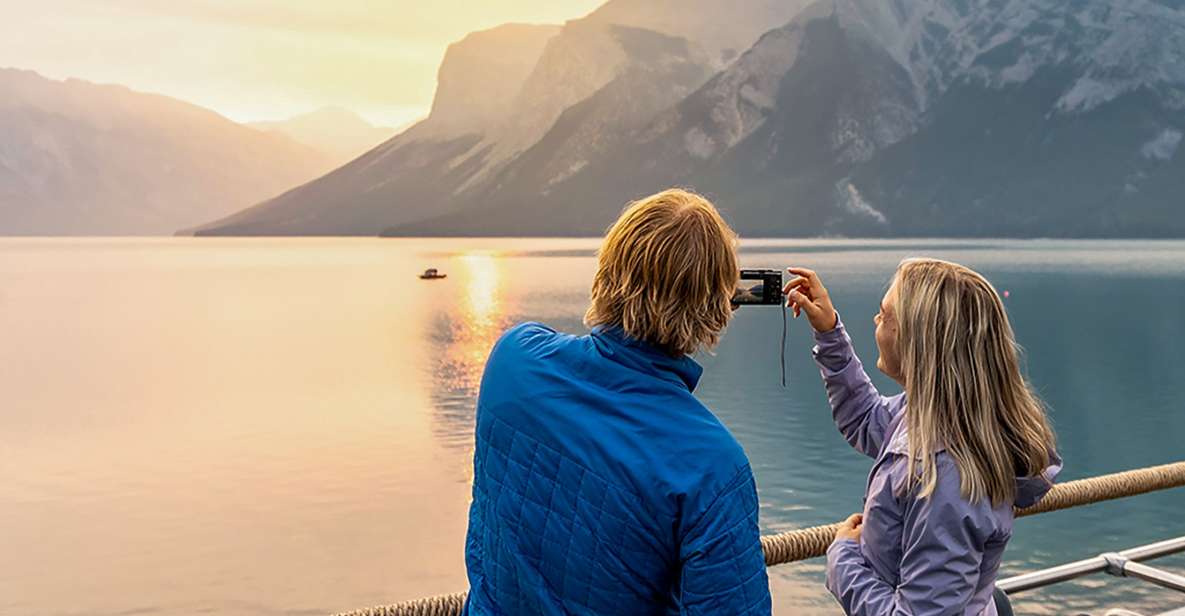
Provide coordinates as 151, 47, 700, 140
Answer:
1, 0, 605, 127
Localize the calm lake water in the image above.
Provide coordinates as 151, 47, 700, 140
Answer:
1, 238, 1183, 615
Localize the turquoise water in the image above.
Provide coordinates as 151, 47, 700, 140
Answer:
0, 238, 1182, 615
426, 239, 1185, 614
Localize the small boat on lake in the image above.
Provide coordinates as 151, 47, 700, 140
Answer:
419, 268, 447, 280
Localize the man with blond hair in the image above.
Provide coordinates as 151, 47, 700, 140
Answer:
463, 189, 771, 615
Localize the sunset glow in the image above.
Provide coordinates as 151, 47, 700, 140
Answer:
1, 0, 604, 126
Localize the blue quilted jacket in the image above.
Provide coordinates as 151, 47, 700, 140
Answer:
463, 323, 771, 615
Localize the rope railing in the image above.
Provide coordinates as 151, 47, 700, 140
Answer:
334, 460, 1185, 616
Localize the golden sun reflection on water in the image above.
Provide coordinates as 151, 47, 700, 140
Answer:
427, 251, 517, 450
460, 253, 500, 327
454, 252, 505, 373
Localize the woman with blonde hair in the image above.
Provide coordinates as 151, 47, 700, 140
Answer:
463, 189, 771, 615
785, 259, 1060, 616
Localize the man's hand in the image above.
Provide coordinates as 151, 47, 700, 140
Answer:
783, 267, 838, 332
833, 513, 863, 544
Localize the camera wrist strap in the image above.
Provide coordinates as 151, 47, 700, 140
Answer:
781, 300, 788, 387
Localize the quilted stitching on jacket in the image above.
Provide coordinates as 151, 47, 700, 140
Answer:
463, 323, 771, 615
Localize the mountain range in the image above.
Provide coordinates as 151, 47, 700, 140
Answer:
189, 0, 814, 236
0, 68, 339, 236
5, 0, 1182, 237
192, 0, 1185, 238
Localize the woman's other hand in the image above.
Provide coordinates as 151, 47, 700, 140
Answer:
784, 267, 838, 332
833, 513, 863, 544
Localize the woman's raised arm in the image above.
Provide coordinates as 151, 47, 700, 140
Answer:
786, 268, 904, 459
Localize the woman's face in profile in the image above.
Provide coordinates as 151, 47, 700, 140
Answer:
875, 282, 903, 384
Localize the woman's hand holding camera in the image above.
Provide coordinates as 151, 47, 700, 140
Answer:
783, 267, 838, 333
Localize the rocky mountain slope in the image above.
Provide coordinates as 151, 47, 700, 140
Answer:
585, 0, 812, 65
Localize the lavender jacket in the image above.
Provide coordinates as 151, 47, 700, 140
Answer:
815, 316, 1061, 616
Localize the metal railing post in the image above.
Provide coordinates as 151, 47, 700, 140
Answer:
1120, 561, 1185, 594
998, 536, 1185, 596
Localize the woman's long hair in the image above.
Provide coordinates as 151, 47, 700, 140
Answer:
894, 258, 1056, 506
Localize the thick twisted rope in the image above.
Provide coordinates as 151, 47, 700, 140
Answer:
339, 594, 467, 616
334, 460, 1185, 616
1012, 460, 1185, 517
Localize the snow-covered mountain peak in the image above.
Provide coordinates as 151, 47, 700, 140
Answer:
836, 0, 1185, 114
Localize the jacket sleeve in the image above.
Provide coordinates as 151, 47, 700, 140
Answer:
825, 464, 995, 615
812, 315, 906, 459
678, 466, 772, 615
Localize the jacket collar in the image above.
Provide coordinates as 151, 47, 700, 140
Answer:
590, 325, 704, 392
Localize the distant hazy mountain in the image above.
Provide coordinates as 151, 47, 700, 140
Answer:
189, 22, 563, 236
0, 68, 330, 235
249, 107, 394, 170
196, 0, 1185, 238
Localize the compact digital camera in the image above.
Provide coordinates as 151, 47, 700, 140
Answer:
731, 269, 784, 306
